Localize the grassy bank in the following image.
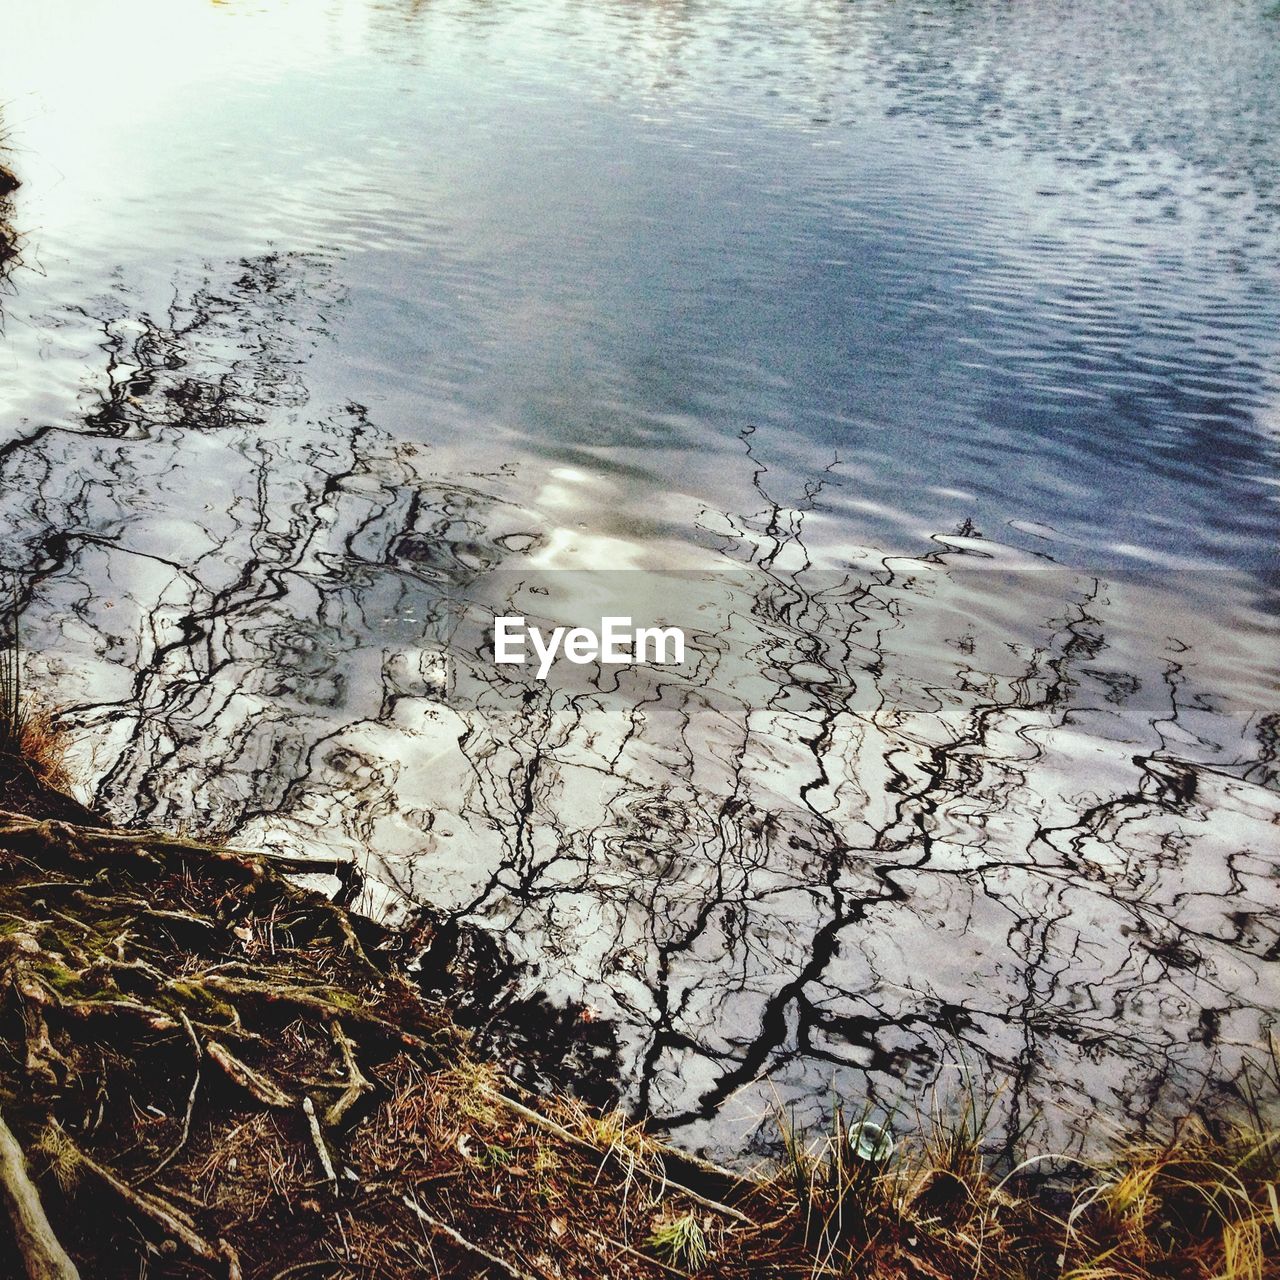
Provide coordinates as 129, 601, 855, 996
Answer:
0, 678, 1274, 1278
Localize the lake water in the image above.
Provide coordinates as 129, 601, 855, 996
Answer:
1, 0, 1277, 1161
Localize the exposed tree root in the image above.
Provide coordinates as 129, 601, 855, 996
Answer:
196, 974, 426, 1047
401, 1193, 540, 1280
206, 1040, 294, 1109
62, 1132, 241, 1279
324, 1020, 374, 1130
0, 804, 755, 1278
0, 1109, 80, 1280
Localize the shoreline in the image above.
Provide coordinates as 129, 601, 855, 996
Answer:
0, 709, 1276, 1278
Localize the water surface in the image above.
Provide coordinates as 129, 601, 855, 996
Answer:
0, 0, 1277, 1159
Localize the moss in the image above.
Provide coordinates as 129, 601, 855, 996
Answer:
160, 980, 239, 1025
35, 960, 87, 997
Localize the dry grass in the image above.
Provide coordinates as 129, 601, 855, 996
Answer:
15, 704, 74, 792
1069, 1110, 1280, 1280
758, 1052, 1279, 1280
0, 596, 74, 793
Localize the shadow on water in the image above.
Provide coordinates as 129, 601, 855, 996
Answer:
0, 253, 1275, 1161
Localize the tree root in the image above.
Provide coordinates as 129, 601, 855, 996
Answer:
15, 975, 64, 1087
400, 1193, 538, 1280
2, 801, 771, 1278
54, 996, 178, 1033
61, 1131, 241, 1279
314, 902, 383, 982
323, 1021, 374, 1130
0, 1108, 81, 1280
206, 1041, 294, 1109
0, 813, 349, 890
198, 975, 427, 1048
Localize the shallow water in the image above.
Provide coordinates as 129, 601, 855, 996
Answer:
0, 0, 1277, 1158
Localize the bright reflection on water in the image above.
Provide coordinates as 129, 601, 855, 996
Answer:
0, 0, 1277, 1159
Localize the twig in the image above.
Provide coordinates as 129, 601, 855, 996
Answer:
400, 1194, 538, 1280
147, 1011, 202, 1178
303, 1097, 338, 1192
